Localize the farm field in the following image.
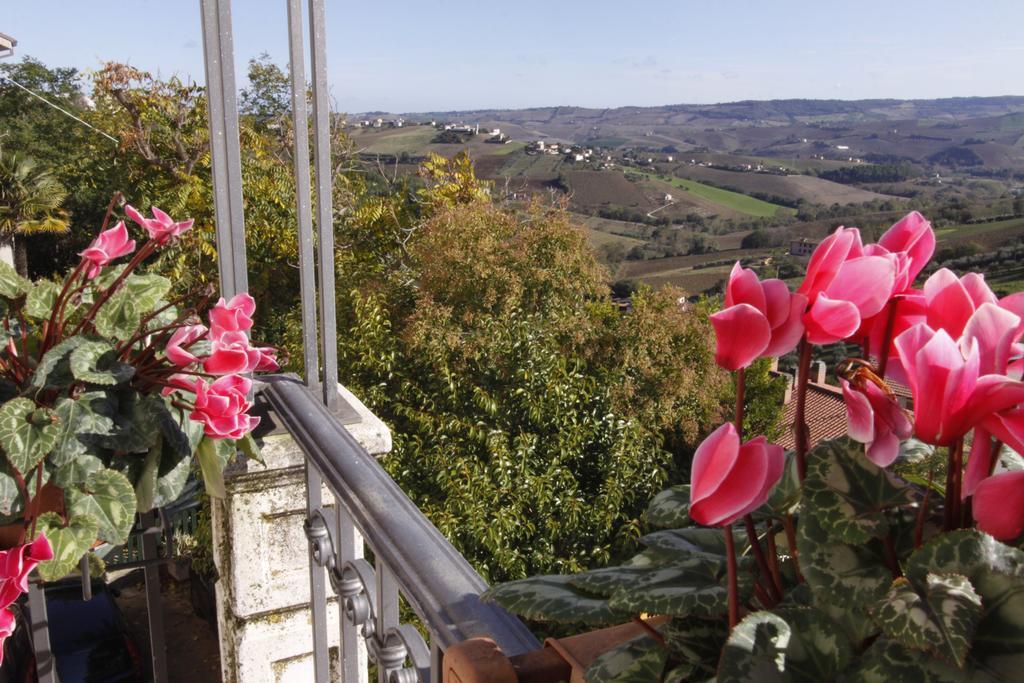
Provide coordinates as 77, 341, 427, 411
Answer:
628, 170, 793, 218
674, 152, 860, 174
935, 217, 1024, 248
670, 164, 897, 205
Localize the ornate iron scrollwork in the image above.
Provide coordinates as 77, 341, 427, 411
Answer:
303, 509, 335, 571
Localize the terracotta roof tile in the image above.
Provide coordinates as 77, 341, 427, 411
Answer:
777, 382, 848, 450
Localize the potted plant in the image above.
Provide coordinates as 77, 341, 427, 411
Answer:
486, 212, 1024, 681
0, 196, 276, 658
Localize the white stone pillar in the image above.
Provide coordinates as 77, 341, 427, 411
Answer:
212, 383, 391, 682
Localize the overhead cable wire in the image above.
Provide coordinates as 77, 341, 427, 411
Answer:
1, 74, 119, 144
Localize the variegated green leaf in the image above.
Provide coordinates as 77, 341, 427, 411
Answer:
843, 638, 976, 682
757, 451, 802, 518
607, 557, 749, 618
94, 289, 140, 338
51, 393, 116, 466
69, 339, 134, 386
871, 573, 980, 668
898, 438, 936, 464
99, 393, 161, 453
36, 512, 98, 582
0, 458, 48, 518
53, 454, 104, 488
646, 485, 691, 528
571, 548, 675, 596
0, 260, 30, 299
661, 618, 727, 682
67, 468, 137, 545
483, 574, 629, 625
585, 634, 668, 683
803, 436, 912, 544
640, 527, 734, 563
718, 607, 853, 683
31, 335, 89, 390
24, 280, 60, 319
905, 531, 1024, 678
796, 504, 890, 643
0, 398, 59, 473
122, 273, 171, 314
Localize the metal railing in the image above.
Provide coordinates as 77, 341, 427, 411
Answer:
263, 376, 540, 682
200, 1, 541, 680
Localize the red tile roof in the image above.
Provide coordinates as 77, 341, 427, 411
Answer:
777, 381, 848, 450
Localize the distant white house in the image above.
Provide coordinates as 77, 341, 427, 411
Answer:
836, 145, 850, 150
664, 193, 674, 202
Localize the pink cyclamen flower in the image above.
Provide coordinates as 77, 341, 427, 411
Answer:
165, 325, 208, 366
798, 226, 897, 344
922, 269, 997, 339
0, 607, 14, 664
841, 378, 913, 467
689, 422, 784, 527
209, 293, 256, 334
253, 346, 279, 372
160, 373, 202, 397
204, 331, 262, 375
0, 534, 53, 608
709, 263, 806, 371
191, 375, 260, 439
79, 221, 136, 279
894, 324, 1024, 446
125, 204, 194, 245
972, 471, 1024, 540
871, 211, 936, 293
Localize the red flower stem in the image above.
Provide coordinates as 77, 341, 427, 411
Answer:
763, 520, 784, 596
744, 514, 782, 603
914, 466, 934, 549
41, 260, 87, 354
783, 514, 804, 583
989, 441, 1003, 478
793, 339, 812, 482
876, 297, 899, 378
752, 577, 772, 608
99, 192, 123, 233
944, 440, 964, 531
631, 617, 667, 647
71, 240, 159, 337
724, 525, 739, 628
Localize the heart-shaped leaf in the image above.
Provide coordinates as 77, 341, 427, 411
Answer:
0, 398, 59, 473
483, 574, 629, 625
122, 274, 171, 314
24, 280, 60, 320
872, 573, 981, 668
607, 558, 751, 618
36, 512, 99, 582
718, 607, 854, 683
69, 340, 134, 386
0, 260, 30, 299
31, 336, 89, 390
585, 634, 668, 683
803, 436, 912, 544
51, 393, 116, 466
67, 468, 137, 545
52, 454, 104, 489
646, 485, 691, 528
94, 289, 140, 338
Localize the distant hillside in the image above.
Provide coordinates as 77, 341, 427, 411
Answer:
353, 97, 1024, 171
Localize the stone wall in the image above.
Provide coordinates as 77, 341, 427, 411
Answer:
212, 383, 391, 682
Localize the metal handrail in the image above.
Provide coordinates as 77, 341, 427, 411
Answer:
261, 374, 540, 658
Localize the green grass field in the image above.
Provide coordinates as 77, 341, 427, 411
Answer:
935, 217, 1024, 244
629, 170, 792, 218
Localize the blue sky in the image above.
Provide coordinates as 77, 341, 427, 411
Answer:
5, 1, 1023, 112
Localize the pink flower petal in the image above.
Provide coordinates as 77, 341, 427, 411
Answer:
710, 304, 771, 371
841, 379, 875, 444
804, 294, 860, 344
973, 471, 1024, 540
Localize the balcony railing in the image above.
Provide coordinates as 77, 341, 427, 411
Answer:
262, 376, 540, 682
200, 0, 544, 680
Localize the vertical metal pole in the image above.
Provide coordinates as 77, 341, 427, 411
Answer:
305, 465, 330, 683
430, 642, 444, 683
308, 0, 338, 410
287, 0, 321, 392
200, 0, 249, 300
141, 511, 168, 683
336, 506, 366, 683
79, 555, 92, 602
376, 564, 399, 683
27, 583, 56, 683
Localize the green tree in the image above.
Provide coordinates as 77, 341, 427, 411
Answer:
239, 53, 292, 129
0, 151, 69, 275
